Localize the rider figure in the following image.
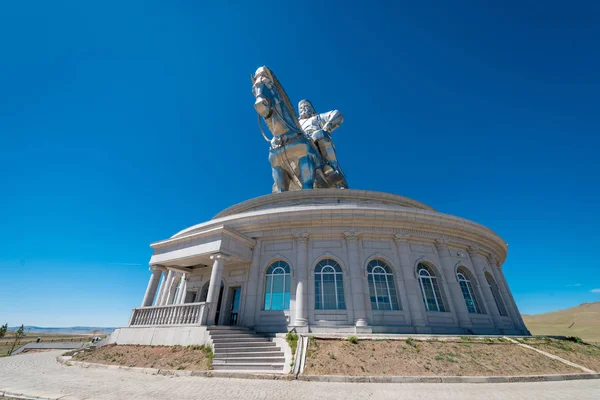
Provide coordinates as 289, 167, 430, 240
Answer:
298, 100, 346, 181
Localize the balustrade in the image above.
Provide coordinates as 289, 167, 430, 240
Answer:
129, 302, 209, 326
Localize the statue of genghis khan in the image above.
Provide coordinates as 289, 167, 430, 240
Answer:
298, 100, 347, 186
251, 65, 348, 192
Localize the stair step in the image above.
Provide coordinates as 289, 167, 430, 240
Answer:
209, 334, 266, 340
214, 351, 284, 357
211, 363, 285, 371
212, 337, 271, 343
212, 341, 276, 349
215, 346, 281, 353
209, 332, 258, 337
213, 356, 286, 364
207, 326, 249, 331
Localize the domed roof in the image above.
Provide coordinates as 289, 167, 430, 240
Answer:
213, 189, 435, 219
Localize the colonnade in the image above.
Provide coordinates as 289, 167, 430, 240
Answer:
138, 238, 525, 333
140, 253, 231, 326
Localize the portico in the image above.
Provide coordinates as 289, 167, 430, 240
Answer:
128, 226, 255, 328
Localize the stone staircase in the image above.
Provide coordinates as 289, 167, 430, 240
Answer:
208, 326, 285, 372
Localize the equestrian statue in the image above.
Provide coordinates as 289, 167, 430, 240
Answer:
252, 66, 348, 192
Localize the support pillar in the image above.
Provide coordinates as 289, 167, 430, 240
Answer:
468, 247, 503, 330
294, 233, 309, 327
394, 234, 428, 331
344, 232, 368, 327
157, 269, 175, 306
207, 253, 229, 325
435, 240, 473, 330
142, 266, 163, 307
167, 273, 181, 305
176, 273, 187, 304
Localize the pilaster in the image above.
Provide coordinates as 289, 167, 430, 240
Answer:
490, 257, 530, 334
435, 239, 473, 330
344, 231, 368, 327
393, 234, 427, 330
293, 233, 309, 327
243, 239, 262, 327
468, 246, 504, 330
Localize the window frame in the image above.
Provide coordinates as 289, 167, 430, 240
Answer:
417, 263, 446, 312
263, 261, 291, 311
367, 260, 400, 311
314, 259, 346, 310
457, 267, 482, 314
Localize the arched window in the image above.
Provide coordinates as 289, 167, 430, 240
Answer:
417, 263, 446, 312
457, 267, 482, 314
264, 261, 290, 310
485, 272, 508, 316
367, 260, 400, 310
315, 259, 346, 310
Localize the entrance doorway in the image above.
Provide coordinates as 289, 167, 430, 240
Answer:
228, 287, 241, 326
214, 283, 225, 325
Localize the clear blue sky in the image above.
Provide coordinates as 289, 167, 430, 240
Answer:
1, 1, 599, 327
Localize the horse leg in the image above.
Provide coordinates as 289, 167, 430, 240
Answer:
272, 166, 289, 192
298, 155, 315, 190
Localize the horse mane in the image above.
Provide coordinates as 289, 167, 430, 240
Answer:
264, 67, 302, 131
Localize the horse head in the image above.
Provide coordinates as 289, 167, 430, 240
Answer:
252, 66, 302, 137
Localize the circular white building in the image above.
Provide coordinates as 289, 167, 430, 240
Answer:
113, 189, 529, 345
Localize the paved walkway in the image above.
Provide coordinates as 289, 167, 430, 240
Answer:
1, 351, 599, 400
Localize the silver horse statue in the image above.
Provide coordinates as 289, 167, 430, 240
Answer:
252, 66, 348, 192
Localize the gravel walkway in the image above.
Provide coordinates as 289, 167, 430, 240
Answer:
0, 351, 599, 400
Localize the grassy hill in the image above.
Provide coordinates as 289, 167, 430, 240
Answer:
523, 302, 600, 343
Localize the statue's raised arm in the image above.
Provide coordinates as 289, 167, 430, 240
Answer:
251, 66, 348, 192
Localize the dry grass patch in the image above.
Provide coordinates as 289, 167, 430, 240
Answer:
0, 333, 90, 357
527, 338, 600, 372
73, 344, 212, 371
523, 302, 600, 344
304, 338, 581, 376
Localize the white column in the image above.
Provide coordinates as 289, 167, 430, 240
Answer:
176, 273, 187, 304
435, 240, 473, 330
468, 247, 503, 330
206, 253, 229, 325
490, 257, 529, 334
344, 232, 368, 327
167, 273, 181, 305
394, 234, 427, 330
142, 266, 163, 307
294, 233, 309, 326
158, 269, 175, 306
243, 239, 262, 327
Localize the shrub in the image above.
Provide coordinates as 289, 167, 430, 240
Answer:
286, 331, 299, 356
348, 336, 359, 344
328, 352, 336, 360
203, 345, 214, 361
405, 337, 415, 347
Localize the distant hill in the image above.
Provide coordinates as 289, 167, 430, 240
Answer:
7, 326, 115, 335
523, 302, 600, 343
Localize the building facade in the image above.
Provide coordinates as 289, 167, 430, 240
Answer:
111, 189, 528, 346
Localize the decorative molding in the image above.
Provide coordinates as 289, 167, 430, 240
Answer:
294, 233, 310, 243
210, 253, 231, 262
343, 231, 359, 243
434, 238, 449, 247
393, 233, 410, 243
